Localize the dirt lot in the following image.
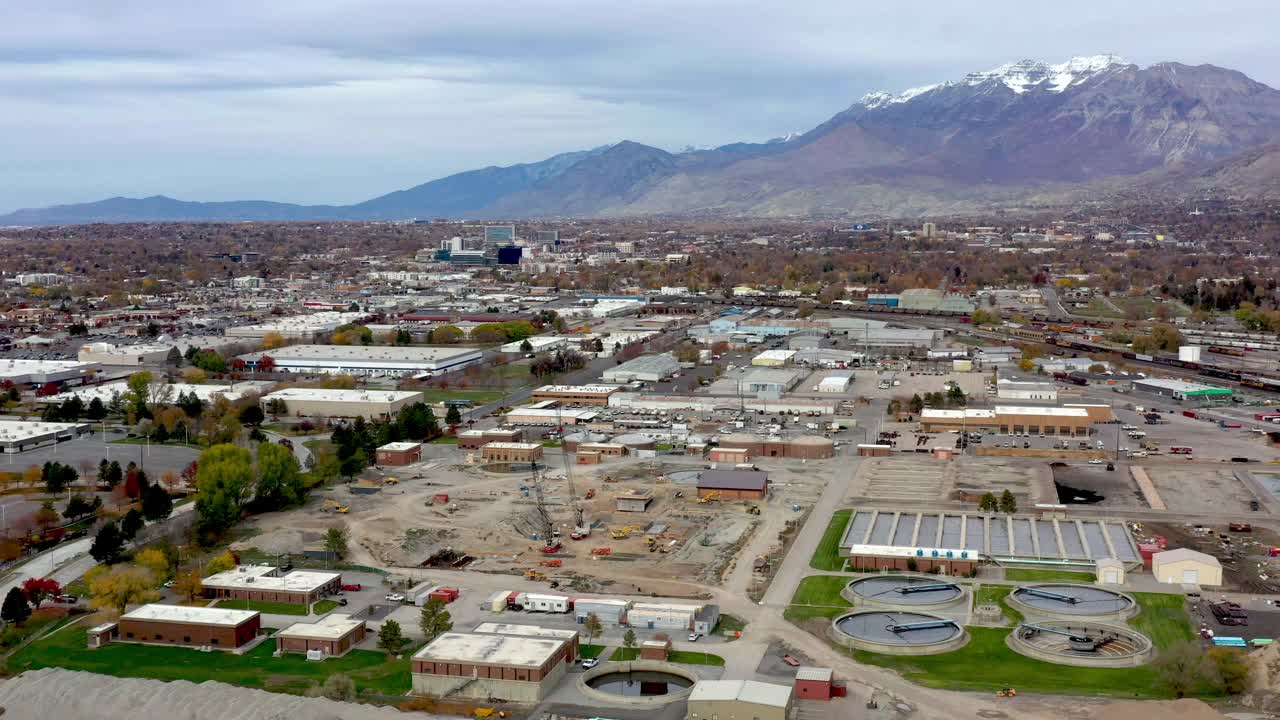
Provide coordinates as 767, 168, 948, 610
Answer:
236, 450, 836, 593
1146, 466, 1261, 515
1138, 521, 1280, 593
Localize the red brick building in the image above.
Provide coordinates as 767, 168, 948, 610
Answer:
375, 441, 422, 466
112, 604, 261, 650
275, 614, 367, 657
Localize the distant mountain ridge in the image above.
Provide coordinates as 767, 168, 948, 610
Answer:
6, 55, 1280, 225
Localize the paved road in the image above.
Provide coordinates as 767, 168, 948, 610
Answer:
0, 502, 195, 601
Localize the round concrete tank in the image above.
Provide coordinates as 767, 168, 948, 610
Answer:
614, 433, 657, 451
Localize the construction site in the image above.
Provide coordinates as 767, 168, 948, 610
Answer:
237, 448, 834, 594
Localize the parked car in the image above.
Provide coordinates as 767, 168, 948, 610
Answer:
581, 658, 599, 669
341, 583, 362, 592
385, 593, 406, 603
688, 633, 701, 642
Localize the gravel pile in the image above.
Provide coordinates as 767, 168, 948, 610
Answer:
0, 667, 440, 720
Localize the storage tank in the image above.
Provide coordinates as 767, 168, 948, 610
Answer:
562, 431, 607, 452
789, 435, 835, 459
1178, 346, 1202, 363
614, 433, 657, 451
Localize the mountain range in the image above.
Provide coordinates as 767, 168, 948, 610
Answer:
6, 55, 1280, 225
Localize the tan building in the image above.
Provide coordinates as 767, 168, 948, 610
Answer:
457, 427, 524, 450
275, 614, 367, 657
716, 434, 834, 459
202, 565, 341, 605
375, 441, 422, 466
480, 442, 544, 463
111, 604, 261, 650
577, 442, 626, 457
710, 447, 750, 463
259, 388, 425, 420
688, 680, 794, 720
1152, 548, 1223, 586
530, 385, 619, 406
471, 622, 579, 664
411, 632, 570, 702
920, 406, 1093, 436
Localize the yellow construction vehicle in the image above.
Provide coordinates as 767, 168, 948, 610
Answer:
610, 525, 642, 539
322, 499, 349, 514
996, 688, 1017, 698
524, 569, 548, 581
384, 477, 400, 485
698, 491, 720, 504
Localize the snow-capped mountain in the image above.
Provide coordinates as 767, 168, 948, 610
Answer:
6, 56, 1280, 224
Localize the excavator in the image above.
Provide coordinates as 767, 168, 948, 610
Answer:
610, 525, 642, 539
322, 499, 349, 514
698, 491, 720, 504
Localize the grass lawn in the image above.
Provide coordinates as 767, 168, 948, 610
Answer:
609, 647, 639, 661
303, 439, 334, 454
783, 576, 852, 622
215, 599, 309, 616
9, 619, 413, 697
416, 389, 506, 405
1130, 592, 1195, 650
110, 437, 203, 450
311, 599, 340, 615
810, 510, 851, 571
669, 650, 725, 666
580, 644, 607, 659
1003, 568, 1095, 583
785, 574, 1204, 699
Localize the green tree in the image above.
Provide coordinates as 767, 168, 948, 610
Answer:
339, 448, 368, 480
419, 596, 453, 643
583, 612, 603, 646
445, 405, 462, 425
908, 393, 924, 414
255, 441, 302, 510
971, 308, 999, 326
978, 492, 998, 512
1154, 641, 1210, 698
1206, 646, 1252, 694
324, 527, 348, 559
998, 489, 1017, 514
239, 405, 265, 426
63, 494, 102, 520
90, 521, 126, 564
126, 371, 154, 415
191, 350, 227, 373
120, 508, 145, 540
622, 627, 637, 650
1, 587, 31, 625
429, 325, 463, 344
519, 338, 533, 353
194, 444, 255, 542
378, 618, 408, 654
141, 484, 173, 521
946, 384, 966, 406
394, 329, 412, 346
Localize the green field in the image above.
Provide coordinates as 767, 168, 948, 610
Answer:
9, 619, 413, 697
809, 510, 851, 571
311, 599, 340, 615
215, 599, 309, 616
416, 389, 506, 405
1082, 296, 1190, 320
608, 647, 725, 666
1003, 568, 1095, 583
785, 574, 1202, 699
580, 644, 607, 659
972, 585, 1019, 624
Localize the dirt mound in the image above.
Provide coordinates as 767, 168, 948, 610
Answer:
1093, 699, 1226, 720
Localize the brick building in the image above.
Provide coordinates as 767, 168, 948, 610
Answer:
411, 632, 570, 702
457, 427, 524, 450
375, 441, 422, 466
275, 614, 367, 657
697, 469, 769, 501
112, 604, 261, 650
480, 442, 544, 463
202, 565, 341, 605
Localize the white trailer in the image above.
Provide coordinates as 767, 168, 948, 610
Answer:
515, 592, 570, 613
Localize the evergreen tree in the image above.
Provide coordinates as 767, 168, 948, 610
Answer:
90, 521, 126, 564
1, 587, 31, 625
445, 405, 462, 425
998, 489, 1017, 514
378, 618, 407, 654
86, 396, 107, 421
120, 509, 145, 540
419, 596, 453, 642
141, 484, 173, 521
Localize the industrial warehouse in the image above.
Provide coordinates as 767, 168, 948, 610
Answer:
410, 632, 572, 702
258, 387, 425, 419
919, 405, 1104, 436
241, 344, 483, 377
89, 604, 263, 651
200, 565, 342, 605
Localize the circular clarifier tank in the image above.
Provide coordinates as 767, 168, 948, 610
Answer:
1009, 620, 1153, 667
586, 670, 693, 697
1008, 584, 1137, 620
843, 575, 966, 610
829, 611, 968, 655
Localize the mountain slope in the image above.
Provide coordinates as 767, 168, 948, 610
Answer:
4, 55, 1280, 224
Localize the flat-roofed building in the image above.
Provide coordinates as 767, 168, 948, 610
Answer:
224, 312, 369, 341
410, 631, 570, 702
920, 406, 1093, 436
697, 469, 769, 501
241, 344, 483, 378
202, 565, 341, 605
1133, 377, 1233, 404
376, 441, 422, 466
503, 406, 599, 426
751, 349, 796, 367
457, 427, 524, 449
77, 342, 177, 366
116, 603, 261, 650
530, 385, 619, 406
0, 420, 93, 454
688, 680, 794, 720
480, 442, 544, 463
601, 354, 680, 383
615, 490, 653, 512
259, 388, 425, 420
43, 380, 271, 408
471, 622, 579, 663
275, 614, 367, 657
0, 359, 101, 386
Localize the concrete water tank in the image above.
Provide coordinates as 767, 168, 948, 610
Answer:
1178, 346, 1202, 362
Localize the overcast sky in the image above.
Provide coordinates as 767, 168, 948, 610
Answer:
3, 0, 1278, 212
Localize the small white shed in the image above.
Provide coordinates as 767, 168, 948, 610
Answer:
1096, 558, 1125, 585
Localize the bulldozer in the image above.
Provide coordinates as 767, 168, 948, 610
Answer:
384, 477, 400, 485
322, 499, 349, 514
996, 688, 1017, 698
524, 569, 548, 581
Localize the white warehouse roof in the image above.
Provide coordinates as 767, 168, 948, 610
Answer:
122, 603, 258, 626
412, 632, 565, 668
690, 680, 792, 707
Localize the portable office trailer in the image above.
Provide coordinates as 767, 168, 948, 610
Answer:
515, 593, 570, 613
626, 602, 698, 630
573, 598, 631, 625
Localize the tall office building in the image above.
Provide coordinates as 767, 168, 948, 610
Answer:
483, 225, 516, 247
921, 222, 937, 239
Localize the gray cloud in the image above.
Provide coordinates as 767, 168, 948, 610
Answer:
2, 0, 1278, 211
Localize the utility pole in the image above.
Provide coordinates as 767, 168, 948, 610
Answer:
530, 462, 557, 551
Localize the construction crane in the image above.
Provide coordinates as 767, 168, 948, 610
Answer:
529, 461, 561, 553
556, 405, 589, 538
